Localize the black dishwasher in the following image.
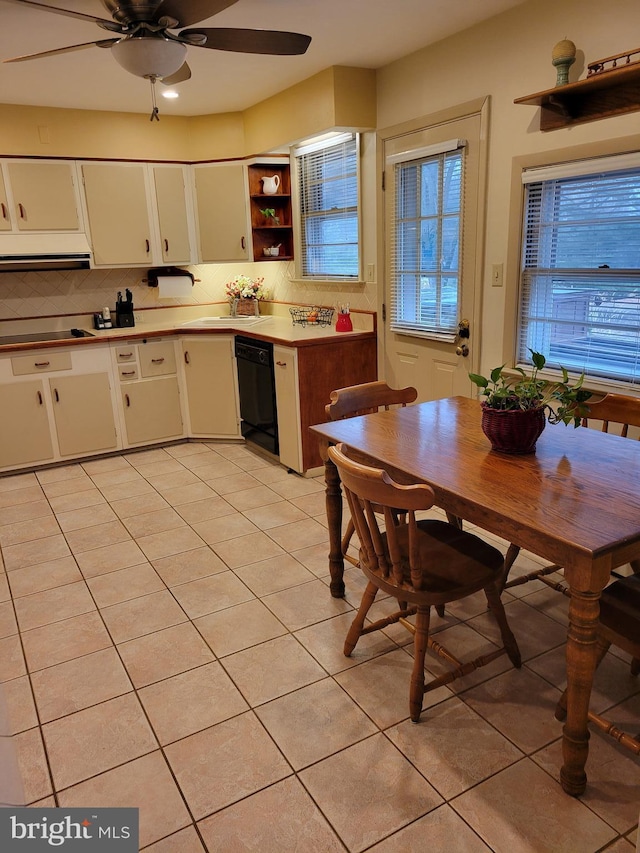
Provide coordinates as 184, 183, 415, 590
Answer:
235, 336, 279, 455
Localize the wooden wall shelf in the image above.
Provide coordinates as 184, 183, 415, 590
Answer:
247, 162, 294, 262
514, 62, 640, 130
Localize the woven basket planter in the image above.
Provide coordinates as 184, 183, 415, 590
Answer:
233, 298, 259, 317
481, 404, 546, 454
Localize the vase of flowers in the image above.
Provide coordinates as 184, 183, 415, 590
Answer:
225, 275, 269, 316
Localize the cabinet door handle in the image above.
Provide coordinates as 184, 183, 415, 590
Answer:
184, 351, 190, 364
0, 202, 7, 220
145, 239, 150, 253
164, 239, 169, 252
241, 236, 245, 250
37, 391, 43, 405
118, 351, 133, 359
151, 357, 165, 364
54, 388, 59, 402
121, 370, 136, 376
18, 203, 26, 219
34, 361, 50, 368
276, 361, 288, 367
125, 393, 131, 407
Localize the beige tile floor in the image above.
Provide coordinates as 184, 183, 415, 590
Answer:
1, 440, 639, 852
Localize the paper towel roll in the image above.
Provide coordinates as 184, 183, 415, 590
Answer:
157, 275, 193, 299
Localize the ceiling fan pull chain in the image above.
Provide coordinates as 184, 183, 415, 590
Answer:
149, 76, 160, 121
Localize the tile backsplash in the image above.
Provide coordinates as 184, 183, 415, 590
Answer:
0, 262, 377, 321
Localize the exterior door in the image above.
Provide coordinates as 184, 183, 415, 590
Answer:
381, 101, 487, 401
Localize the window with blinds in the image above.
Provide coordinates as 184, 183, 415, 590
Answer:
294, 133, 359, 279
388, 144, 463, 338
518, 153, 640, 384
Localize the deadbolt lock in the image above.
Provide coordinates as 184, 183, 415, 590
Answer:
457, 319, 470, 339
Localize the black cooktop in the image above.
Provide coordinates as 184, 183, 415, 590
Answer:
0, 329, 94, 345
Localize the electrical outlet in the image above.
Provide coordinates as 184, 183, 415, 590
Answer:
366, 263, 375, 282
134, 312, 143, 324
491, 263, 504, 287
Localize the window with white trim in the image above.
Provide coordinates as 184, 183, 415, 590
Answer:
293, 133, 360, 280
388, 139, 464, 339
518, 152, 640, 385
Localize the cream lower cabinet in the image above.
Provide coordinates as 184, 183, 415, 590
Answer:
181, 337, 240, 437
115, 339, 184, 446
273, 345, 302, 473
49, 373, 117, 457
121, 377, 183, 445
0, 381, 54, 468
0, 345, 120, 472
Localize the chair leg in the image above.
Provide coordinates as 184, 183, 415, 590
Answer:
484, 583, 521, 668
555, 635, 611, 721
344, 581, 378, 656
631, 658, 640, 677
410, 605, 431, 723
500, 543, 521, 591
435, 604, 445, 618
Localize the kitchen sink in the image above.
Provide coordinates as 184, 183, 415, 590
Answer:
181, 316, 267, 328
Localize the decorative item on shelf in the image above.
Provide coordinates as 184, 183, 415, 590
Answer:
289, 306, 334, 327
588, 47, 640, 76
335, 303, 353, 333
225, 274, 269, 317
259, 207, 281, 226
469, 349, 591, 454
552, 38, 577, 86
261, 175, 280, 195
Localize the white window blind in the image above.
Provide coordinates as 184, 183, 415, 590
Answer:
518, 156, 640, 385
388, 141, 464, 338
294, 133, 359, 279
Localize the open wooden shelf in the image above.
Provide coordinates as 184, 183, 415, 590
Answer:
514, 62, 640, 130
247, 162, 294, 261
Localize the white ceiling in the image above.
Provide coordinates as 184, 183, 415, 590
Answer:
0, 0, 524, 117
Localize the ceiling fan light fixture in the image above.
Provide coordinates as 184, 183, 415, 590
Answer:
111, 36, 187, 79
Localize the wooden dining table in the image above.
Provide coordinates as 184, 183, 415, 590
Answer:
310, 395, 640, 797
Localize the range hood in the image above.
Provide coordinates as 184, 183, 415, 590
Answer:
0, 234, 92, 272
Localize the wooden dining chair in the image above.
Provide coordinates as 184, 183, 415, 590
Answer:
325, 381, 418, 569
328, 443, 521, 723
502, 391, 640, 593
555, 573, 640, 755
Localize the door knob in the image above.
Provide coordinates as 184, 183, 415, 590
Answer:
456, 344, 469, 357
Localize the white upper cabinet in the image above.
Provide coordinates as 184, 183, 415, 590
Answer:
152, 165, 194, 265
80, 161, 195, 267
0, 159, 83, 232
193, 162, 250, 262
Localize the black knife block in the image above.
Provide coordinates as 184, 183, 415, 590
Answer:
115, 305, 135, 328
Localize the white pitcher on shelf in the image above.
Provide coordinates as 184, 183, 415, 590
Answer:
261, 175, 280, 195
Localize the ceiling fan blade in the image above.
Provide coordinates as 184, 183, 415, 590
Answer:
160, 62, 191, 84
181, 28, 312, 56
3, 39, 118, 64
2, 0, 122, 30
157, 0, 239, 28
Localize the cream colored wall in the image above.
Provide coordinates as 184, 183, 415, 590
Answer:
375, 0, 640, 375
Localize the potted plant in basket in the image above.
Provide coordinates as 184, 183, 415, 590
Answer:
225, 275, 269, 317
469, 350, 591, 454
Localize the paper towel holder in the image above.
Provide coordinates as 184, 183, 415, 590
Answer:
145, 266, 197, 287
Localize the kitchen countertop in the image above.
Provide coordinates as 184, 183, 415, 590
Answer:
0, 312, 376, 354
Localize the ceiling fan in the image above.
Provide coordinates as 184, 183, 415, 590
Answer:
2, 0, 312, 115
